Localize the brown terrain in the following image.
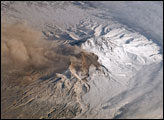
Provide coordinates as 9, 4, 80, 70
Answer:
1, 22, 100, 119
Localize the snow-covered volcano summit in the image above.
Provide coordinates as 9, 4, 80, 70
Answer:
81, 21, 162, 80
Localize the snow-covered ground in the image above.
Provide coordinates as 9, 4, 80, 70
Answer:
79, 20, 163, 119
1, 1, 163, 119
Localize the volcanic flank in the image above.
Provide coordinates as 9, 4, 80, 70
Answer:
1, 22, 100, 119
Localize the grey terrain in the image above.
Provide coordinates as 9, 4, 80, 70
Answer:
1, 1, 163, 119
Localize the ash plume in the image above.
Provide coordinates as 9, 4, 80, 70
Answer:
1, 22, 100, 86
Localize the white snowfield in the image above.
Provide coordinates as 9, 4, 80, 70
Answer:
1, 1, 163, 119
79, 20, 163, 119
